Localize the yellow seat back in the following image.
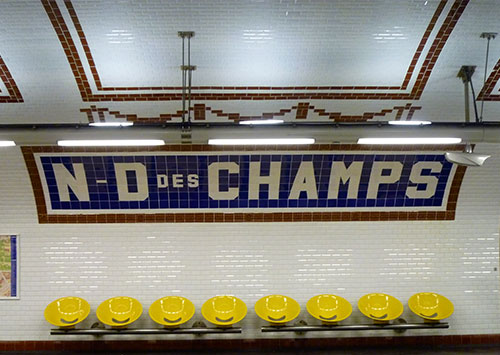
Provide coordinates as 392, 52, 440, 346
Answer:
306, 294, 352, 323
96, 296, 143, 327
149, 296, 195, 327
255, 294, 300, 324
408, 292, 454, 321
358, 293, 403, 322
44, 296, 90, 328
201, 295, 247, 326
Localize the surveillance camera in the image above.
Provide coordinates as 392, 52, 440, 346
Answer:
444, 152, 490, 167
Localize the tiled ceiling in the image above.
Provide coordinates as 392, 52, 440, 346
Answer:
0, 0, 499, 124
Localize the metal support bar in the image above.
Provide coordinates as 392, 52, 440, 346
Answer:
5, 121, 500, 144
463, 79, 470, 123
479, 32, 497, 121
51, 327, 241, 335
261, 322, 449, 333
178, 31, 196, 127
457, 66, 476, 123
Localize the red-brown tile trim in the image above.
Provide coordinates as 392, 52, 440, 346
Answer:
22, 145, 466, 153
0, 55, 23, 103
80, 104, 421, 123
0, 334, 499, 352
22, 145, 466, 224
296, 102, 310, 119
478, 58, 500, 101
41, 0, 467, 101
400, 0, 447, 90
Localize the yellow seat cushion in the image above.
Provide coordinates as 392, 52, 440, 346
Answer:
255, 294, 300, 324
44, 296, 90, 328
306, 294, 352, 323
201, 295, 247, 326
149, 296, 195, 327
96, 296, 143, 327
408, 292, 454, 321
358, 293, 403, 322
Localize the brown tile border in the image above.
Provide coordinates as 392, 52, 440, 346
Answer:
0, 55, 23, 103
0, 334, 499, 352
478, 58, 500, 101
21, 144, 467, 154
80, 104, 421, 123
41, 0, 467, 101
22, 145, 466, 224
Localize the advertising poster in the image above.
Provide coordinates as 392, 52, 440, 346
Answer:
0, 235, 18, 299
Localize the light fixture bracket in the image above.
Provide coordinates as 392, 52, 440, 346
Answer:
178, 31, 195, 38
480, 32, 497, 40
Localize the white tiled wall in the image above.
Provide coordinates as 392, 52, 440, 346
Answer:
0, 145, 498, 340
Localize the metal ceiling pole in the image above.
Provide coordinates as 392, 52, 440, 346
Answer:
188, 34, 192, 123
457, 66, 476, 123
463, 79, 470, 123
178, 31, 195, 143
479, 32, 497, 121
178, 32, 186, 125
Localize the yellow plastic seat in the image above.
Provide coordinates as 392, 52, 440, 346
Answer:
44, 296, 90, 328
96, 296, 143, 328
149, 296, 195, 327
201, 295, 247, 326
255, 294, 300, 325
408, 292, 454, 321
306, 294, 352, 324
358, 293, 403, 322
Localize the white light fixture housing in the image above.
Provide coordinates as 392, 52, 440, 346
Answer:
388, 120, 432, 126
358, 137, 462, 145
89, 122, 134, 127
239, 119, 284, 125
0, 141, 16, 147
208, 138, 315, 145
58, 140, 165, 146
445, 144, 490, 167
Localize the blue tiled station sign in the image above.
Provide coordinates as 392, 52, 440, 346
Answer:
35, 153, 455, 213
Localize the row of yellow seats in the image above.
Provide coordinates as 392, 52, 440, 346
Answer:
45, 292, 453, 329
256, 292, 453, 324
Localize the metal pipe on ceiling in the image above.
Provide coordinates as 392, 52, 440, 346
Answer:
0, 122, 498, 145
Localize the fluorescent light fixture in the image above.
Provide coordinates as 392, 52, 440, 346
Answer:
208, 138, 315, 145
358, 137, 462, 145
388, 120, 431, 126
239, 119, 284, 125
58, 140, 165, 146
89, 122, 133, 127
0, 141, 16, 147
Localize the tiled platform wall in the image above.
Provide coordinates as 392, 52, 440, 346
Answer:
0, 145, 498, 341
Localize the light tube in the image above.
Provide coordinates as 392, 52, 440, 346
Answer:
89, 122, 134, 127
208, 138, 315, 145
58, 140, 165, 146
358, 137, 461, 145
239, 119, 284, 125
0, 141, 16, 147
388, 120, 432, 126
